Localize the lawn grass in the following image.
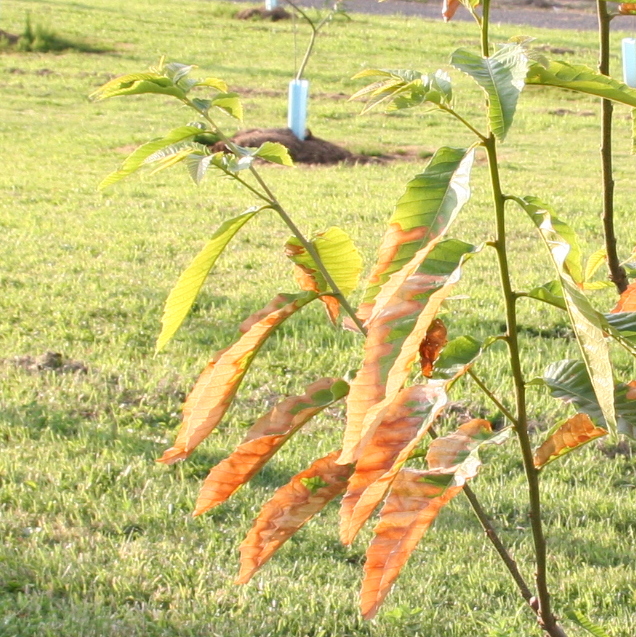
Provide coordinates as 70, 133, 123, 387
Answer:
1, 1, 636, 635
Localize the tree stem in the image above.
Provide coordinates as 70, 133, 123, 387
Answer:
596, 0, 628, 293
484, 135, 565, 637
467, 368, 517, 425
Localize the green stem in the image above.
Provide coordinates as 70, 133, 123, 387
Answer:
596, 0, 628, 294
480, 0, 490, 57
428, 426, 535, 605
190, 100, 367, 335
484, 135, 565, 637
467, 368, 518, 425
440, 105, 488, 141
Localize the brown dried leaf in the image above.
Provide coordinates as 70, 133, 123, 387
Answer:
419, 319, 448, 377
236, 450, 354, 584
158, 292, 316, 464
339, 384, 447, 545
360, 469, 462, 619
341, 242, 472, 465
360, 419, 498, 619
193, 378, 349, 515
533, 413, 607, 469
442, 0, 462, 21
611, 282, 636, 313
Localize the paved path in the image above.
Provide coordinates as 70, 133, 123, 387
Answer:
231, 0, 635, 31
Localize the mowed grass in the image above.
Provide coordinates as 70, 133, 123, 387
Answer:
1, 1, 636, 635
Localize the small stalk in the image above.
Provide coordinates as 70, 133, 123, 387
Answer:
467, 368, 517, 425
485, 135, 565, 637
596, 0, 628, 293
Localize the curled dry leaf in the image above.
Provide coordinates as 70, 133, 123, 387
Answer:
361, 418, 500, 620
339, 383, 447, 545
158, 291, 317, 464
193, 378, 349, 515
236, 450, 354, 584
442, 0, 462, 21
627, 380, 636, 400
341, 239, 476, 465
612, 282, 636, 313
533, 413, 607, 469
419, 318, 448, 377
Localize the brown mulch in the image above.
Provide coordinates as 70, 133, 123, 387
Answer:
235, 6, 292, 20
0, 30, 19, 45
212, 127, 386, 165
5, 352, 88, 374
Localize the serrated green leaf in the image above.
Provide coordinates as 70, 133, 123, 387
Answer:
156, 208, 263, 351
432, 335, 482, 380
185, 153, 214, 185
211, 92, 243, 120
564, 609, 612, 637
527, 60, 636, 107
542, 359, 635, 439
451, 44, 528, 141
90, 72, 186, 101
527, 280, 567, 310
358, 146, 475, 321
254, 141, 294, 166
147, 148, 193, 175
99, 125, 205, 190
517, 196, 616, 431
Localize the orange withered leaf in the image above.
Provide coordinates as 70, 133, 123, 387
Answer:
339, 384, 447, 545
442, 0, 462, 21
360, 419, 501, 619
360, 469, 463, 619
627, 380, 636, 400
419, 318, 448, 377
236, 450, 354, 584
533, 413, 607, 469
611, 282, 636, 313
238, 293, 297, 334
356, 147, 474, 325
158, 291, 317, 464
340, 240, 476, 465
193, 378, 349, 515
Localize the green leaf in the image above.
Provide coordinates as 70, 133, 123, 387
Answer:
90, 72, 187, 101
526, 60, 636, 108
211, 92, 243, 120
517, 196, 616, 431
156, 207, 263, 352
196, 77, 228, 91
99, 125, 205, 190
351, 68, 452, 114
286, 227, 363, 297
432, 335, 482, 380
542, 359, 636, 439
564, 609, 612, 637
254, 142, 294, 167
185, 153, 214, 185
451, 43, 529, 141
358, 146, 475, 320
527, 280, 567, 310
584, 247, 607, 283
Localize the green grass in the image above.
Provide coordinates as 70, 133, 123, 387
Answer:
1, 1, 636, 635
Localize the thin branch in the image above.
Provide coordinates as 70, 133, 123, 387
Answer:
439, 104, 488, 141
596, 0, 629, 293
484, 135, 565, 637
467, 368, 518, 425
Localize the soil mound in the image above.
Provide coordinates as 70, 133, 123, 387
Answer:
213, 127, 377, 165
235, 7, 291, 20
